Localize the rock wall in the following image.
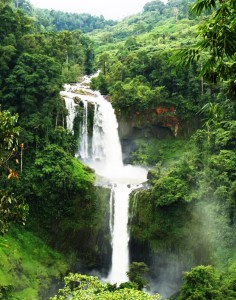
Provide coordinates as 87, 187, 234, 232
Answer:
117, 107, 200, 163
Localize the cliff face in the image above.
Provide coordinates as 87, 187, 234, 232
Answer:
119, 106, 178, 136
117, 106, 200, 163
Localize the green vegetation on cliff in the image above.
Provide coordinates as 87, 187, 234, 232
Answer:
125, 1, 235, 298
89, 2, 214, 125
0, 227, 67, 299
0, 1, 104, 298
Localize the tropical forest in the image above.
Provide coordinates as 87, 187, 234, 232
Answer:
0, 0, 235, 299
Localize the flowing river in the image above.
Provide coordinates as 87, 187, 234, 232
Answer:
61, 75, 147, 285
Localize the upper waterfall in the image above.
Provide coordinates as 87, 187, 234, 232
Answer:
61, 75, 147, 183
64, 97, 76, 133
88, 93, 124, 179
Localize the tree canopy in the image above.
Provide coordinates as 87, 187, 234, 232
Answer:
177, 0, 236, 85
50, 273, 160, 300
0, 110, 28, 234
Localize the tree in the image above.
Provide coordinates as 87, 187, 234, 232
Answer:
0, 191, 28, 235
110, 77, 157, 114
143, 1, 165, 14
13, 0, 33, 14
127, 262, 149, 290
0, 0, 12, 7
33, 8, 116, 33
4, 53, 62, 139
98, 52, 111, 75
177, 0, 236, 84
177, 265, 223, 299
152, 176, 189, 206
0, 110, 28, 234
18, 144, 99, 255
0, 110, 19, 168
50, 273, 160, 299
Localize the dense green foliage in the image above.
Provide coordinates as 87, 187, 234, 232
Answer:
0, 226, 68, 299
0, 0, 100, 238
132, 138, 189, 166
0, 0, 94, 158
12, 0, 116, 33
177, 265, 236, 299
34, 9, 116, 33
50, 273, 160, 300
0, 1, 102, 297
129, 121, 235, 298
127, 262, 149, 290
1, 0, 95, 92
123, 0, 236, 298
17, 145, 95, 242
90, 1, 216, 120
0, 110, 19, 169
0, 110, 28, 234
88, 0, 196, 45
177, 0, 236, 86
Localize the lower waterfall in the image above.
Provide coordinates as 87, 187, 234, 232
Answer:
108, 184, 130, 284
61, 76, 147, 285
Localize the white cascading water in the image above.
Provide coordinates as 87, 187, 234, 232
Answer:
89, 93, 124, 179
79, 100, 89, 159
108, 184, 131, 283
64, 97, 77, 133
109, 185, 115, 234
61, 75, 147, 285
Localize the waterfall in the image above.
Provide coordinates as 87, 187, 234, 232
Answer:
108, 184, 131, 284
79, 100, 89, 159
90, 94, 124, 179
61, 75, 147, 285
64, 97, 76, 132
109, 185, 114, 233
130, 191, 139, 222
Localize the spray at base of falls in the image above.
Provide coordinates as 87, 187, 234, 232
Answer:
61, 75, 147, 285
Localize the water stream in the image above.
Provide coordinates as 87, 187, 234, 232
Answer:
61, 75, 147, 285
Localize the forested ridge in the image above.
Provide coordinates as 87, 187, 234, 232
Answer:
0, 0, 235, 299
11, 0, 117, 33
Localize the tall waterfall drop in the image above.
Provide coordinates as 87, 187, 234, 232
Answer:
79, 100, 89, 159
61, 76, 147, 285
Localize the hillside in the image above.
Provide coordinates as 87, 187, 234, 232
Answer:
12, 0, 117, 32
88, 0, 197, 51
